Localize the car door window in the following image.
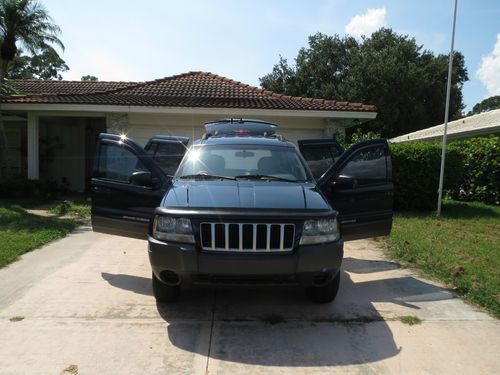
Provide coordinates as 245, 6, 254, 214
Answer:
145, 142, 158, 156
301, 145, 342, 179
339, 146, 387, 186
153, 143, 186, 176
98, 143, 147, 183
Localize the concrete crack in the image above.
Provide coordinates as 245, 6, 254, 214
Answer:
205, 289, 217, 374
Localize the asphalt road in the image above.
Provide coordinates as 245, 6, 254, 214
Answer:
0, 226, 498, 374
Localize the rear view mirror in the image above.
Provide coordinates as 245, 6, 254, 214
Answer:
235, 150, 255, 158
331, 175, 358, 190
130, 170, 153, 187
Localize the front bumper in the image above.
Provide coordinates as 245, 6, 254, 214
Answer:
148, 236, 343, 287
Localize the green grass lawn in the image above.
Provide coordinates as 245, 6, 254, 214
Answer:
384, 200, 500, 317
49, 200, 91, 218
0, 199, 88, 268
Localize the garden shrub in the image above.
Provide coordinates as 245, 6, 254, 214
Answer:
389, 142, 463, 210
0, 176, 63, 200
449, 136, 499, 205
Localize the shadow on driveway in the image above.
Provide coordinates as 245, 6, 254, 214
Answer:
101, 272, 153, 296
101, 258, 454, 367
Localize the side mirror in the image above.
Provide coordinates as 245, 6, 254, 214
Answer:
331, 175, 358, 190
129, 170, 153, 187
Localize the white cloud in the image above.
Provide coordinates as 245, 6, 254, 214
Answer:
345, 8, 387, 38
477, 33, 500, 96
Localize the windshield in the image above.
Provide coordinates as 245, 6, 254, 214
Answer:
176, 144, 310, 182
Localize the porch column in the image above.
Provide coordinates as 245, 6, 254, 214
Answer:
27, 113, 39, 180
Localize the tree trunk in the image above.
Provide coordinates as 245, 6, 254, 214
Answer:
0, 62, 8, 177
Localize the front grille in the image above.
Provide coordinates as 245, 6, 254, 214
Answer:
200, 222, 295, 252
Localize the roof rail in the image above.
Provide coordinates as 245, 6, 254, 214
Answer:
203, 119, 278, 138
267, 133, 286, 141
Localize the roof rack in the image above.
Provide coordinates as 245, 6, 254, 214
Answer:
202, 118, 279, 139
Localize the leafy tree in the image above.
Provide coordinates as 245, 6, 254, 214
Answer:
260, 28, 469, 138
0, 0, 64, 173
81, 75, 98, 81
468, 96, 500, 116
10, 46, 68, 80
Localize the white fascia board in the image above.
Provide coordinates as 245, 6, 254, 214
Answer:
391, 125, 500, 143
2, 103, 377, 120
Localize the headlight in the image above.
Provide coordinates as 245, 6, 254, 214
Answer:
153, 216, 194, 243
299, 218, 340, 245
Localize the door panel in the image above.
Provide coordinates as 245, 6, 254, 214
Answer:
91, 134, 171, 240
318, 140, 393, 241
297, 139, 343, 179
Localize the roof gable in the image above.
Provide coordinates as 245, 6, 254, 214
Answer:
4, 71, 376, 112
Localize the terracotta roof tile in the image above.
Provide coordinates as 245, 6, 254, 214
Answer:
3, 72, 376, 112
9, 79, 138, 95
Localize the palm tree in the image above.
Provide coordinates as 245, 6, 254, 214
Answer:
0, 0, 64, 175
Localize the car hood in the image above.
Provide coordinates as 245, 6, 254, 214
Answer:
162, 180, 330, 211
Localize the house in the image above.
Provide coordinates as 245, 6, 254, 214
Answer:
390, 109, 500, 143
1, 71, 376, 192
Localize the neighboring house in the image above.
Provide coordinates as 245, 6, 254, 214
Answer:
391, 109, 500, 143
1, 71, 376, 192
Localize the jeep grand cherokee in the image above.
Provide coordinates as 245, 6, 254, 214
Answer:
91, 119, 393, 303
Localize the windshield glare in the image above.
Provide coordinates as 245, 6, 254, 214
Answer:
176, 145, 309, 182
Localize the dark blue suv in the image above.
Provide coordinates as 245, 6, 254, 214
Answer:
91, 119, 393, 303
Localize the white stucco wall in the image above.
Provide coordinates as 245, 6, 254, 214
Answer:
123, 113, 337, 146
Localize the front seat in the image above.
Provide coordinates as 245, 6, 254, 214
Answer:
257, 156, 283, 175
203, 154, 226, 175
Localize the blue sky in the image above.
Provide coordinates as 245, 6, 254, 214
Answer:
43, 0, 499, 112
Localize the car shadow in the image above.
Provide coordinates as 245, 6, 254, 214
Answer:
342, 257, 400, 274
101, 259, 454, 367
101, 272, 153, 296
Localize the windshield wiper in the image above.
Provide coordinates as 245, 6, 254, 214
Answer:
178, 174, 236, 181
235, 174, 297, 182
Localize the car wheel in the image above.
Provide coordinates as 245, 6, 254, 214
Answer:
305, 271, 341, 303
152, 272, 180, 303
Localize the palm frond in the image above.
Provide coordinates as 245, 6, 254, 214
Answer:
0, 0, 64, 62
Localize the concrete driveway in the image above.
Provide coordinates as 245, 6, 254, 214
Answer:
0, 227, 498, 374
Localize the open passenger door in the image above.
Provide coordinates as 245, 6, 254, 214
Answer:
298, 139, 343, 179
302, 139, 393, 241
91, 133, 188, 239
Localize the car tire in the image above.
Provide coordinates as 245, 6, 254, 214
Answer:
305, 271, 341, 303
152, 272, 180, 303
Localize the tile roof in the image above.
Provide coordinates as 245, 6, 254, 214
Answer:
4, 72, 376, 112
10, 79, 137, 95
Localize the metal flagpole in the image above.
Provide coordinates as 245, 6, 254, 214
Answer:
437, 0, 459, 216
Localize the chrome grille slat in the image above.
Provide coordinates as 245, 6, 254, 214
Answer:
252, 224, 257, 251
225, 223, 229, 250
266, 224, 271, 251
211, 224, 215, 250
200, 222, 295, 252
280, 224, 284, 250
239, 224, 243, 251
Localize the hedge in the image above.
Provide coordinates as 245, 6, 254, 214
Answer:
0, 176, 64, 200
449, 136, 499, 205
389, 142, 463, 210
340, 130, 496, 209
